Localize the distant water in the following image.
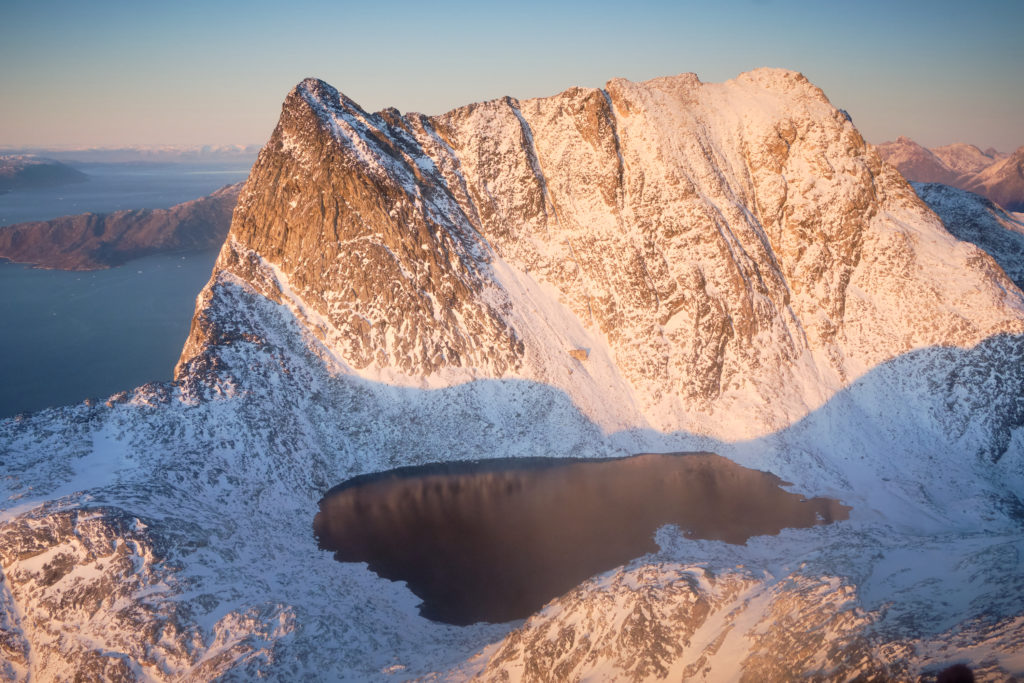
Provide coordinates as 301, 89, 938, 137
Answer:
0, 161, 251, 418
0, 249, 219, 418
315, 453, 851, 625
0, 161, 250, 226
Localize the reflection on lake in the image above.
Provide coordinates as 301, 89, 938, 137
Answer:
314, 453, 851, 625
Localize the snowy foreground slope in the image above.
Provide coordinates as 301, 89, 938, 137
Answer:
2, 69, 1024, 681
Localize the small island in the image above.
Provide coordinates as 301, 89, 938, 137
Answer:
0, 155, 88, 193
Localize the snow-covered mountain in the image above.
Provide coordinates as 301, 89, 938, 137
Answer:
877, 137, 1024, 212
913, 182, 1024, 290
2, 69, 1023, 681
932, 143, 1004, 177
964, 147, 1024, 213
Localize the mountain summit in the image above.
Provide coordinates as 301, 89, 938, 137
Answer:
182, 69, 1020, 438
2, 70, 1024, 680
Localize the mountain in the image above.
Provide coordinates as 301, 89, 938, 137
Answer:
876, 137, 1024, 212
873, 136, 962, 185
0, 155, 88, 193
963, 146, 1024, 212
932, 142, 1004, 176
0, 183, 241, 269
2, 69, 1024, 681
913, 182, 1024, 290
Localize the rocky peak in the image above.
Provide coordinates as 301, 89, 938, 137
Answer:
201, 76, 525, 379
932, 142, 997, 176
6, 70, 1024, 682
180, 69, 1024, 437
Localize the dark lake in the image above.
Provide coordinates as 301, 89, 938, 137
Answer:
0, 249, 219, 417
314, 453, 851, 625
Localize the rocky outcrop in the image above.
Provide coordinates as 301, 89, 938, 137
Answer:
0, 156, 87, 193
877, 137, 1024, 212
0, 183, 240, 269
470, 564, 891, 682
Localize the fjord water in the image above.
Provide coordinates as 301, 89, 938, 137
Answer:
314, 453, 851, 625
0, 161, 251, 417
0, 249, 219, 417
0, 161, 250, 226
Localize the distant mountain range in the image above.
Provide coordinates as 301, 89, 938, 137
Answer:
0, 183, 241, 269
875, 136, 1024, 211
0, 155, 88, 193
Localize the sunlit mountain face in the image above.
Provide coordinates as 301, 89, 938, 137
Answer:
1, 70, 1023, 681
876, 136, 1024, 212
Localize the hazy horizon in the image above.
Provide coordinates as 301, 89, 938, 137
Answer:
2, 0, 1022, 151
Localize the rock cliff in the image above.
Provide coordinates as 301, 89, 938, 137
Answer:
182, 71, 1022, 437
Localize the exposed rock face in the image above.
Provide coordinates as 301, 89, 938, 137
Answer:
877, 137, 1024, 212
471, 564, 890, 682
184, 71, 1022, 436
0, 155, 87, 193
3, 70, 1024, 681
0, 183, 240, 269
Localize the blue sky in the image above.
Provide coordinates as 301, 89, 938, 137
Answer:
2, 0, 1021, 150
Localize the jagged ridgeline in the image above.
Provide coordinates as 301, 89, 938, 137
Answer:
2, 70, 1024, 681
180, 70, 1022, 439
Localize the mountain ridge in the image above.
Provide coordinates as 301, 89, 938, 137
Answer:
876, 136, 1024, 211
181, 69, 1023, 439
